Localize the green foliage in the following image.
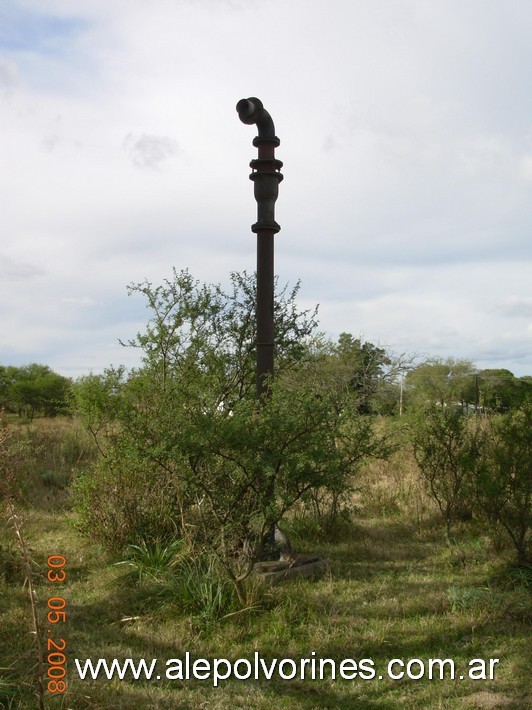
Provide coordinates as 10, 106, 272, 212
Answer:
333, 333, 390, 413
0, 537, 26, 583
447, 584, 491, 612
306, 333, 410, 416
0, 363, 71, 420
405, 358, 476, 411
501, 564, 532, 591
0, 427, 37, 502
477, 369, 532, 412
115, 538, 186, 582
410, 406, 485, 537
115, 539, 243, 625
409, 400, 531, 564
72, 447, 183, 552
73, 270, 389, 600
0, 365, 19, 407
148, 556, 242, 625
0, 675, 18, 706
474, 404, 531, 563
405, 359, 532, 415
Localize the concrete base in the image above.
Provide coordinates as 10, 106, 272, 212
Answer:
253, 554, 330, 584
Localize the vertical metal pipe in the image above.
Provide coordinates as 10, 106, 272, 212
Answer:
236, 98, 284, 559
256, 231, 274, 397
236, 98, 283, 398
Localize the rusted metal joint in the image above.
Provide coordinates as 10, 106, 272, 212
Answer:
236, 97, 283, 233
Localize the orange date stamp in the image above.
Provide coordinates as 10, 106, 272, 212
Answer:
46, 555, 67, 694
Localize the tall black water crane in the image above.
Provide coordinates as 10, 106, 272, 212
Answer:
236, 98, 283, 398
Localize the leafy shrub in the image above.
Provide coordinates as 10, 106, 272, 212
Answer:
73, 270, 389, 603
474, 404, 531, 564
410, 407, 486, 538
72, 454, 184, 552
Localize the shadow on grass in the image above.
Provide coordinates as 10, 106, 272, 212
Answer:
5, 504, 531, 709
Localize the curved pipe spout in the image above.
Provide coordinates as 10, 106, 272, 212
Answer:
236, 97, 276, 140
236, 97, 283, 234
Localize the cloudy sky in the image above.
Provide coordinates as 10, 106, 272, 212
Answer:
1, 0, 531, 379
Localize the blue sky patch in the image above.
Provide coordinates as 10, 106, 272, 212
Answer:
0, 4, 88, 55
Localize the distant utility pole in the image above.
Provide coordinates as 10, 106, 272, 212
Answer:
236, 97, 283, 398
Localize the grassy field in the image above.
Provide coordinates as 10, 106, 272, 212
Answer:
1, 418, 530, 709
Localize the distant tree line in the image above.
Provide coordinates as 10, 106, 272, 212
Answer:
2, 352, 529, 425
404, 358, 532, 414
0, 364, 71, 421
284, 348, 532, 418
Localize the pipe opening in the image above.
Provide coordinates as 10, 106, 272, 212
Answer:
236, 97, 276, 139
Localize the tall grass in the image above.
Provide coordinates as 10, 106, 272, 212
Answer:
6, 503, 45, 709
114, 539, 259, 628
1, 417, 97, 507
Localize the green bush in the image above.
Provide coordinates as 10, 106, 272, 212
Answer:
72, 449, 185, 551
73, 270, 389, 604
474, 404, 531, 564
410, 407, 486, 538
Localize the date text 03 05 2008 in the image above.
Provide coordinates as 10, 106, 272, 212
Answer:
46, 555, 67, 694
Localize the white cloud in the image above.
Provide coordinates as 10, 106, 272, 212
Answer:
520, 155, 532, 182
497, 298, 532, 319
1, 0, 531, 377
0, 59, 19, 88
60, 296, 98, 306
0, 254, 45, 280
123, 133, 180, 170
